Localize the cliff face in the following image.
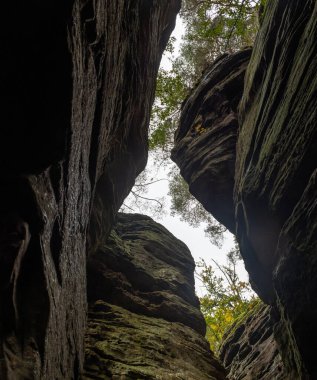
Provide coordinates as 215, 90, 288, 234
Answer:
172, 49, 252, 233
220, 304, 285, 380
0, 1, 180, 378
84, 213, 226, 380
236, 1, 317, 377
172, 0, 317, 378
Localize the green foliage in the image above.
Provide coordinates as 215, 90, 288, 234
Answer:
149, 69, 189, 153
133, 1, 263, 246
197, 244, 258, 354
179, 0, 259, 83
150, 0, 261, 152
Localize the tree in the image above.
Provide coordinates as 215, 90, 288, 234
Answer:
149, 0, 263, 151
123, 3, 262, 348
197, 243, 258, 353
127, 0, 266, 245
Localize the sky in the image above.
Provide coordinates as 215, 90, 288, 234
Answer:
124, 154, 249, 297
160, 15, 184, 69
123, 15, 251, 296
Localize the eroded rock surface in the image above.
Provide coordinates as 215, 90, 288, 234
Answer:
220, 304, 285, 380
0, 2, 180, 378
236, 1, 317, 377
172, 1, 317, 377
84, 213, 226, 380
172, 49, 251, 233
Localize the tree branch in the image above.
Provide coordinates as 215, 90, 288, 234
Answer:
133, 178, 169, 187
121, 203, 134, 212
131, 190, 163, 209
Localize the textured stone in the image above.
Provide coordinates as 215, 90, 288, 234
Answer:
171, 49, 251, 233
84, 213, 226, 380
235, 0, 317, 377
220, 303, 285, 380
0, 1, 180, 378
171, 1, 317, 378
87, 213, 205, 334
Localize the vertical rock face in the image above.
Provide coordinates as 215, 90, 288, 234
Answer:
0, 1, 180, 378
220, 304, 285, 380
172, 0, 317, 378
171, 49, 252, 233
84, 213, 226, 379
236, 0, 317, 377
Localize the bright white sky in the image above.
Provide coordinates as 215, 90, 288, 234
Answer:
161, 15, 184, 69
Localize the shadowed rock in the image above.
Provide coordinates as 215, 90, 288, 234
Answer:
220, 303, 286, 380
84, 213, 226, 380
172, 1, 317, 377
236, 1, 317, 376
0, 1, 181, 378
172, 49, 252, 233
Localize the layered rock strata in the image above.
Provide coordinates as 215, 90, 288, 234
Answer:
172, 49, 252, 233
173, 0, 317, 378
220, 303, 285, 380
236, 0, 317, 377
0, 1, 180, 378
84, 213, 226, 380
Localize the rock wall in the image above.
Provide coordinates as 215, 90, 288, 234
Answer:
172, 0, 317, 378
236, 0, 317, 377
172, 49, 252, 233
220, 303, 285, 380
84, 213, 226, 380
0, 1, 180, 378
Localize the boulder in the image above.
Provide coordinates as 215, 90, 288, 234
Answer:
84, 213, 226, 379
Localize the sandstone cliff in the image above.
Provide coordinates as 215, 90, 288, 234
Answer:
0, 2, 181, 378
236, 1, 317, 377
172, 49, 252, 233
220, 303, 285, 379
172, 0, 317, 378
3, 0, 317, 378
84, 213, 226, 379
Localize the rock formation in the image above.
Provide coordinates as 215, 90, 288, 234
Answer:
236, 1, 317, 377
220, 303, 285, 379
84, 213, 226, 380
172, 0, 317, 378
0, 1, 181, 378
3, 0, 317, 378
172, 48, 252, 233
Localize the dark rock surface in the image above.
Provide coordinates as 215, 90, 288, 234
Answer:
172, 49, 252, 233
87, 213, 205, 335
0, 2, 180, 378
220, 303, 286, 380
84, 213, 226, 380
172, 0, 317, 378
236, 0, 317, 377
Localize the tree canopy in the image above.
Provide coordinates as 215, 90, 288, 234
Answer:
149, 0, 264, 151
